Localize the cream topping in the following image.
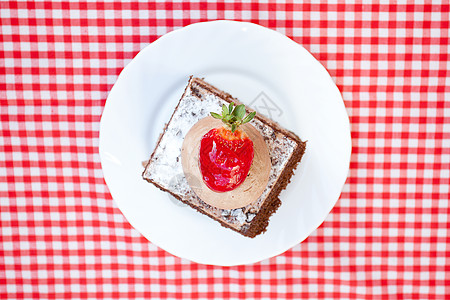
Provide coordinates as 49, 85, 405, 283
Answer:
181, 117, 271, 210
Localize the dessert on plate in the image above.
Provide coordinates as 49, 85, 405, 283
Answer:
142, 77, 306, 238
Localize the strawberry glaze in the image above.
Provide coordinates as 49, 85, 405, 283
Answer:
199, 127, 254, 192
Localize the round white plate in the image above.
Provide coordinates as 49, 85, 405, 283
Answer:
99, 20, 351, 266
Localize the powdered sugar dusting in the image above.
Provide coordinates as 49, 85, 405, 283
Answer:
144, 92, 219, 185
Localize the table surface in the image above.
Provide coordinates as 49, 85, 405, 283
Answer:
1, 1, 449, 299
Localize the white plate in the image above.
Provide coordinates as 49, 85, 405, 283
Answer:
99, 20, 351, 266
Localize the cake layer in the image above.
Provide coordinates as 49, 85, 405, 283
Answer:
143, 77, 306, 237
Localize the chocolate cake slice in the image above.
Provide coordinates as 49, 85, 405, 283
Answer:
143, 77, 306, 238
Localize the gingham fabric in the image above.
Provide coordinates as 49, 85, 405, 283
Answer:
1, 1, 449, 299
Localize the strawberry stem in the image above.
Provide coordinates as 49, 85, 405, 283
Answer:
210, 103, 256, 133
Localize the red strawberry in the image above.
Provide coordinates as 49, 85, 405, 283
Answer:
199, 103, 256, 192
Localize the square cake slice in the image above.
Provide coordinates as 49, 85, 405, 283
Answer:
143, 77, 306, 238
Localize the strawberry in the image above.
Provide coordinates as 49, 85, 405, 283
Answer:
199, 103, 256, 192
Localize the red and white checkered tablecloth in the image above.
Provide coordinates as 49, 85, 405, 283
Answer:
1, 1, 449, 299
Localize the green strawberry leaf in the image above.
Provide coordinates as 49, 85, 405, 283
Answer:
228, 102, 234, 113
242, 111, 256, 124
232, 104, 246, 120
211, 112, 222, 119
222, 104, 229, 115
